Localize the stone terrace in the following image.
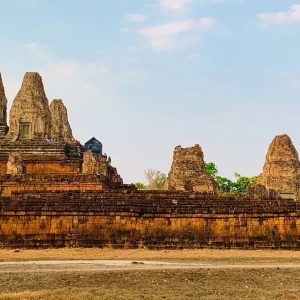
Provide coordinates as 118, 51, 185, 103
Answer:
1, 190, 299, 214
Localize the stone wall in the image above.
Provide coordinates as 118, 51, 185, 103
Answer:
0, 175, 112, 196
0, 191, 299, 249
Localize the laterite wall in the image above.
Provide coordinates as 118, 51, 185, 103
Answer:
0, 191, 299, 249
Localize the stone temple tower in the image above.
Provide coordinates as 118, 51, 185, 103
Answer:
257, 134, 300, 198
0, 73, 8, 138
49, 99, 74, 142
165, 144, 217, 192
6, 72, 51, 141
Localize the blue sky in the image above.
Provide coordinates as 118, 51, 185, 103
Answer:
1, 0, 300, 183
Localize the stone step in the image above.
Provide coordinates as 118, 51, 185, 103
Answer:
0, 125, 7, 137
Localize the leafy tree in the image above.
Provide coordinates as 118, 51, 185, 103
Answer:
134, 182, 147, 190
144, 169, 167, 190
205, 162, 257, 196
205, 162, 218, 177
234, 173, 257, 194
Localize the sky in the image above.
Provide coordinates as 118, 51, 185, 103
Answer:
1, 0, 300, 183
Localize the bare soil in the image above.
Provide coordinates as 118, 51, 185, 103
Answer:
0, 249, 299, 300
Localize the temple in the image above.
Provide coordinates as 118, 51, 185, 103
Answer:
0, 72, 123, 196
0, 71, 299, 249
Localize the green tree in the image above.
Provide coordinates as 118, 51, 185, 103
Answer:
205, 162, 257, 196
134, 182, 147, 190
205, 162, 218, 177
234, 173, 257, 194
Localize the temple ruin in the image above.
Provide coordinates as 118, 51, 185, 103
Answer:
49, 99, 74, 142
0, 71, 299, 249
165, 144, 216, 192
257, 134, 300, 199
0, 72, 123, 196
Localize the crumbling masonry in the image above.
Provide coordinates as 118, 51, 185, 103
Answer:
0, 71, 299, 249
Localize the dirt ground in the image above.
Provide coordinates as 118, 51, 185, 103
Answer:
0, 249, 300, 300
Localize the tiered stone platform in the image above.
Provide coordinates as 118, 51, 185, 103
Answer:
0, 140, 83, 175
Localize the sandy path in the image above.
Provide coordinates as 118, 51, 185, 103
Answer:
0, 259, 300, 273
1, 248, 300, 261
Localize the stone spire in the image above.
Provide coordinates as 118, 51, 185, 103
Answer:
258, 134, 300, 196
0, 73, 8, 137
49, 99, 74, 142
6, 72, 51, 141
165, 144, 216, 192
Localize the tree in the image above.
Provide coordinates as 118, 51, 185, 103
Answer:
205, 162, 257, 196
144, 169, 167, 190
205, 162, 218, 177
234, 173, 257, 194
134, 182, 147, 190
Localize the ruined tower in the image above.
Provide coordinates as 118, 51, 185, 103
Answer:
0, 73, 8, 138
165, 144, 216, 192
6, 72, 51, 141
50, 99, 74, 142
257, 134, 300, 198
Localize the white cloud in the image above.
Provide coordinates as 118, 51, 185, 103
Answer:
160, 0, 192, 12
16, 43, 111, 99
137, 17, 219, 51
125, 13, 147, 22
43, 61, 110, 96
257, 4, 300, 27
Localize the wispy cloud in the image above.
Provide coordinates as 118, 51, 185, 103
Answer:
125, 13, 147, 23
257, 4, 300, 27
159, 0, 192, 12
43, 61, 110, 97
137, 17, 220, 51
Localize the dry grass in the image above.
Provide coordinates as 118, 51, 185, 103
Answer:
0, 268, 300, 299
0, 249, 300, 299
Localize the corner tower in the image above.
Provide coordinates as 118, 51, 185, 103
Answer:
257, 134, 300, 198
